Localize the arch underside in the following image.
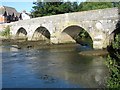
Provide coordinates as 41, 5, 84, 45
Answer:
32, 27, 50, 42
16, 27, 27, 39
59, 25, 93, 47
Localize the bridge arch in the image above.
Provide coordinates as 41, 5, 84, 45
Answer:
16, 27, 27, 39
32, 26, 50, 41
60, 25, 93, 47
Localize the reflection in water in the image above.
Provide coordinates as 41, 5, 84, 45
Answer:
2, 45, 108, 88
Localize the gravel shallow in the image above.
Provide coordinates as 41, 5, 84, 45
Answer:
79, 49, 108, 56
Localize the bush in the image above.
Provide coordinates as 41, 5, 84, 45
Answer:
106, 55, 120, 88
106, 34, 120, 88
0, 26, 10, 37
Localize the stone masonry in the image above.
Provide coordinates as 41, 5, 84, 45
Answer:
9, 7, 119, 49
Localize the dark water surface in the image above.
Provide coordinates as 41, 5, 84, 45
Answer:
1, 44, 109, 88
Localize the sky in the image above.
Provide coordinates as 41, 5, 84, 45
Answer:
0, 0, 38, 13
0, 0, 83, 13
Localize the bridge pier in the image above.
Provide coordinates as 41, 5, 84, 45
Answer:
93, 39, 109, 49
50, 36, 58, 44
93, 41, 104, 49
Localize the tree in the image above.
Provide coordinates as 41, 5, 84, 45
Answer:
31, 0, 64, 17
31, 0, 79, 17
31, 1, 120, 17
31, 1, 45, 17
78, 2, 114, 11
112, 2, 120, 8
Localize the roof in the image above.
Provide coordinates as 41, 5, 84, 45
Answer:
0, 6, 20, 17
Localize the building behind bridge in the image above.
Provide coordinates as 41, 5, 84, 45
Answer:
0, 6, 31, 24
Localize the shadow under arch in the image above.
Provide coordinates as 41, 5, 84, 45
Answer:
32, 26, 50, 41
16, 27, 27, 39
60, 25, 93, 47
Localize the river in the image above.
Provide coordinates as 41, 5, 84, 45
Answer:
1, 42, 109, 88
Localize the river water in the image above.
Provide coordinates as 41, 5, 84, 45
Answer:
1, 42, 109, 88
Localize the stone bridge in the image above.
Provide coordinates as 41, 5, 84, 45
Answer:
10, 8, 120, 49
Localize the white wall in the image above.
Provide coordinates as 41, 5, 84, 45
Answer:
21, 13, 30, 20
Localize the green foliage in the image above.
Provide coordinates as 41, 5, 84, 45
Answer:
31, 0, 120, 18
78, 30, 90, 39
0, 26, 10, 37
74, 29, 93, 47
31, 1, 119, 18
112, 34, 120, 50
31, 0, 79, 17
106, 34, 120, 88
78, 2, 113, 11
106, 55, 120, 88
112, 2, 120, 8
